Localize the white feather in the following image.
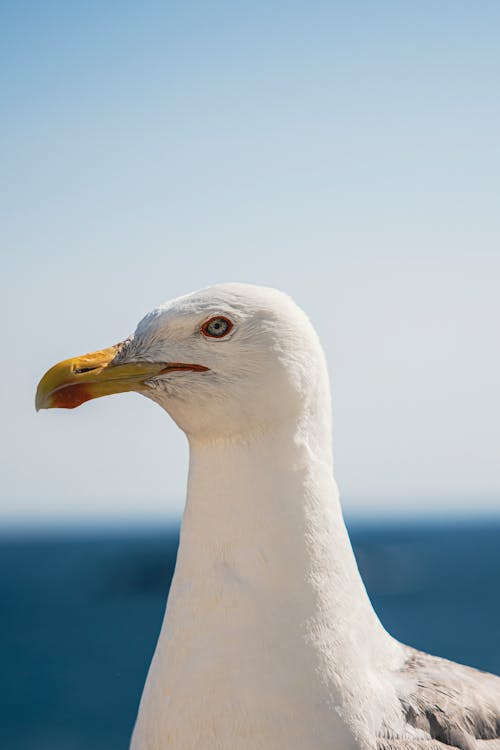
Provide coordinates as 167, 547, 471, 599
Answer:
120, 284, 499, 750
122, 284, 405, 750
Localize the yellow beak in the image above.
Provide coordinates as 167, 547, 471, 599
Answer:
35, 343, 209, 410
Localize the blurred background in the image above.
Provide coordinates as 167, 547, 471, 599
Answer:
1, 1, 499, 748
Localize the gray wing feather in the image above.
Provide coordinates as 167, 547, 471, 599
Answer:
379, 743, 500, 750
378, 647, 500, 750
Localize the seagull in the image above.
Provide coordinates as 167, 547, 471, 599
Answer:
36, 283, 500, 750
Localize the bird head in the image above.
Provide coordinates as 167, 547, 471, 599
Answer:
36, 283, 328, 440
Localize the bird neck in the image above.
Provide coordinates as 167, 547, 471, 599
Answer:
176, 414, 398, 669
132, 414, 404, 749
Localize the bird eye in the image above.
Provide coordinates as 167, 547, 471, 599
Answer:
201, 316, 233, 338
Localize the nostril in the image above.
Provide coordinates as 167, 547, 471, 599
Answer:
74, 366, 99, 374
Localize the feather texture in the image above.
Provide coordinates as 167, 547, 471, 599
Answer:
379, 647, 500, 750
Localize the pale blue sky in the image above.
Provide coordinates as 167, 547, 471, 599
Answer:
1, 1, 499, 525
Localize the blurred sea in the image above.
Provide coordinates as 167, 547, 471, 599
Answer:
1, 519, 499, 750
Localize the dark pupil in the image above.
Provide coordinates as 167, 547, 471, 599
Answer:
209, 318, 227, 335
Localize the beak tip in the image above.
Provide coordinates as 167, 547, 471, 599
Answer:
35, 394, 46, 412
35, 380, 48, 412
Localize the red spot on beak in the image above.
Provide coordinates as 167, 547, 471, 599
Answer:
51, 384, 94, 409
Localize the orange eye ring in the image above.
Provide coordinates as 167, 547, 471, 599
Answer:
201, 316, 234, 338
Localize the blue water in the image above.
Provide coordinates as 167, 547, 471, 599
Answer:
1, 520, 499, 750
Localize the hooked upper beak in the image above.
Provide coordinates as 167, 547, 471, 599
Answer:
35, 343, 209, 411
